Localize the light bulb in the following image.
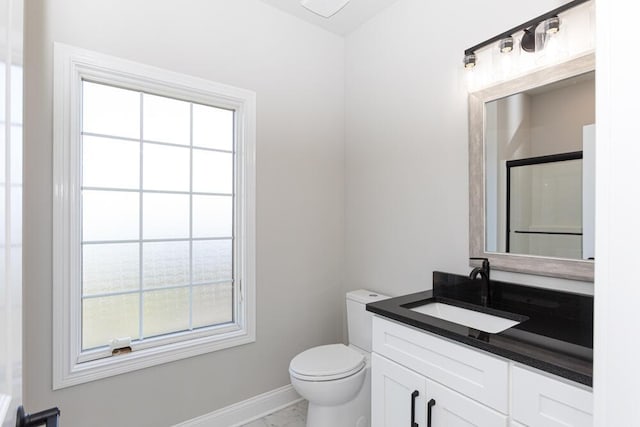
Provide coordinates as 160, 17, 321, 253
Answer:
543, 17, 560, 35
499, 37, 514, 53
464, 53, 476, 69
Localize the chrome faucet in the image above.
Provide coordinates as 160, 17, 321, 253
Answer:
469, 257, 491, 307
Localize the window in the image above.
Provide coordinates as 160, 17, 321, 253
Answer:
53, 44, 256, 388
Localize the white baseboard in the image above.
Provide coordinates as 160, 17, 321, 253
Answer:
174, 384, 302, 427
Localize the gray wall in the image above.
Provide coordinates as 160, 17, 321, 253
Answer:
24, 1, 345, 425
343, 0, 594, 296
529, 77, 595, 156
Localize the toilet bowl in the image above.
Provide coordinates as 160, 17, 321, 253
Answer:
289, 290, 388, 427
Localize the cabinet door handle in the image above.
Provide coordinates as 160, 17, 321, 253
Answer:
411, 390, 419, 427
427, 398, 436, 427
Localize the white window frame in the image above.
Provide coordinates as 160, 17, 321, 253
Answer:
52, 43, 256, 389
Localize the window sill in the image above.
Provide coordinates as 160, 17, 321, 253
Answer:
54, 327, 255, 389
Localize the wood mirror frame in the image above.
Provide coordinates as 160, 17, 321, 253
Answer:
469, 53, 595, 281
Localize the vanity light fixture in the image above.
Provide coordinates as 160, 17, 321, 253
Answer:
464, 53, 476, 69
499, 37, 514, 53
463, 0, 586, 68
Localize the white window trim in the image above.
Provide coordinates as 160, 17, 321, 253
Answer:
52, 43, 256, 389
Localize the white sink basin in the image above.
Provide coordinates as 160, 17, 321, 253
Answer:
410, 302, 521, 333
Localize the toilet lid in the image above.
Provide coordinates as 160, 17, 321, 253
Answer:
289, 344, 365, 381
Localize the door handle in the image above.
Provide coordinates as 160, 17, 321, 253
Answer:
427, 398, 436, 427
411, 390, 419, 427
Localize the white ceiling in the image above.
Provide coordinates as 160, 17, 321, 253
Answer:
259, 0, 401, 35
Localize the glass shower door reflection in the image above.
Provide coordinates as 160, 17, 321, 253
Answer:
507, 154, 583, 259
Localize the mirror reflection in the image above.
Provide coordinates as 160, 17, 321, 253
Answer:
484, 71, 595, 260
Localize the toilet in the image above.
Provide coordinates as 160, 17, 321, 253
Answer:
289, 290, 388, 427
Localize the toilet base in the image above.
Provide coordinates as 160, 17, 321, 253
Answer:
305, 371, 370, 427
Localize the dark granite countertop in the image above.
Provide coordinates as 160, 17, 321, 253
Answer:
366, 271, 593, 386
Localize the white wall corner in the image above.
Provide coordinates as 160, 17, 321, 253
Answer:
173, 385, 302, 427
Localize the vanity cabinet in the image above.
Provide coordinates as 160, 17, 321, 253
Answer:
512, 366, 593, 426
371, 353, 426, 426
371, 316, 593, 427
372, 353, 507, 427
425, 377, 507, 426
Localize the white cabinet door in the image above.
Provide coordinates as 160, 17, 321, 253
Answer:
373, 316, 509, 413
372, 353, 426, 427
425, 378, 508, 427
512, 366, 593, 427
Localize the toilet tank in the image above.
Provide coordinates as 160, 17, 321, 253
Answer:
346, 290, 389, 352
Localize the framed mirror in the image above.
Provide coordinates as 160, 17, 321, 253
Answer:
469, 53, 595, 281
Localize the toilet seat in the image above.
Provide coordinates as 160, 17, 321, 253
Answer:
289, 344, 365, 382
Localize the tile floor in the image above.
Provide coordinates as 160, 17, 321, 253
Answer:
241, 400, 308, 427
